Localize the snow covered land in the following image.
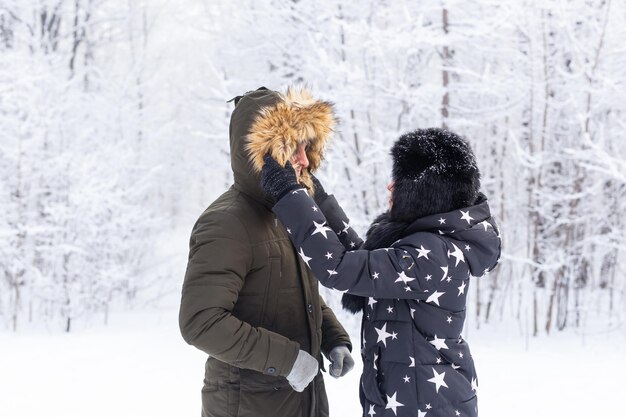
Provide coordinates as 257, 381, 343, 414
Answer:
2, 227, 624, 417
1, 305, 624, 417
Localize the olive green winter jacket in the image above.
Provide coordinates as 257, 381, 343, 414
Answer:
179, 87, 351, 417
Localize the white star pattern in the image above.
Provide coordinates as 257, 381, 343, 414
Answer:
375, 323, 394, 347
350, 241, 356, 248
403, 375, 411, 383
373, 353, 378, 370
372, 272, 380, 279
451, 363, 460, 370
325, 252, 333, 259
447, 243, 466, 267
341, 220, 351, 234
410, 308, 416, 318
416, 245, 431, 259
312, 221, 332, 238
368, 297, 377, 309
455, 410, 461, 416
395, 271, 415, 285
458, 281, 466, 296
440, 266, 449, 281
446, 316, 452, 324
438, 217, 446, 224
409, 356, 415, 367
298, 248, 312, 268
425, 274, 432, 281
460, 210, 474, 224
327, 269, 338, 277
459, 352, 464, 358
368, 404, 376, 417
426, 291, 445, 306
312, 206, 318, 212
385, 392, 404, 416
287, 228, 291, 234
429, 335, 449, 351
479, 220, 492, 231
426, 404, 432, 410
471, 377, 479, 392
418, 410, 428, 417
427, 368, 449, 393
387, 306, 394, 314
465, 244, 471, 251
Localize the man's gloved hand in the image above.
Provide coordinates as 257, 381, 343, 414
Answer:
328, 345, 354, 378
260, 154, 300, 201
310, 174, 329, 206
286, 350, 319, 392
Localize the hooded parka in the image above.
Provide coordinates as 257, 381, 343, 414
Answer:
179, 87, 351, 417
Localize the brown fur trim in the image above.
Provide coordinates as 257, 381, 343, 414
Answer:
246, 87, 336, 190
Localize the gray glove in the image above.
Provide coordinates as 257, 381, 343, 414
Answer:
328, 345, 354, 378
286, 350, 319, 392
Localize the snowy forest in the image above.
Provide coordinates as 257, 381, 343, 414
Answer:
1, 0, 625, 336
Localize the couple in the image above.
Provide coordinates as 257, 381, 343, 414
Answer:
179, 87, 501, 417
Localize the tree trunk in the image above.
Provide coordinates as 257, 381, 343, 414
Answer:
441, 7, 450, 129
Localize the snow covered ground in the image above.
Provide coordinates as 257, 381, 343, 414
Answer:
1, 306, 624, 417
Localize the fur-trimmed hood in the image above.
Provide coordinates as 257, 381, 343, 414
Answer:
228, 86, 336, 205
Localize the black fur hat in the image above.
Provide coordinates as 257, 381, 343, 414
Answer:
389, 128, 480, 222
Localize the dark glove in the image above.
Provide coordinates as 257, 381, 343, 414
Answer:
260, 154, 300, 201
310, 174, 329, 206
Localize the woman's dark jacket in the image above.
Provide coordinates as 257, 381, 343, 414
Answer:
273, 189, 501, 417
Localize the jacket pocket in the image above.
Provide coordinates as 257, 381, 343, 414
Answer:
360, 348, 386, 407
201, 380, 239, 417
236, 370, 301, 417
261, 257, 281, 327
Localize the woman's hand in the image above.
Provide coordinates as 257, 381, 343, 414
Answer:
310, 174, 329, 206
260, 154, 300, 201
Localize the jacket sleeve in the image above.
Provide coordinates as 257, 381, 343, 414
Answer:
273, 189, 456, 300
179, 211, 299, 377
318, 194, 364, 250
319, 295, 352, 357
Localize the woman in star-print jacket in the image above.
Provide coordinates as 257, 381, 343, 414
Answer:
260, 128, 501, 417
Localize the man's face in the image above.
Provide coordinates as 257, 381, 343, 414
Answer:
290, 142, 310, 181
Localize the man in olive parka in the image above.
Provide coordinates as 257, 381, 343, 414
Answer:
179, 86, 353, 417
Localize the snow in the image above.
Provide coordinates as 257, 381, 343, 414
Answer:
1, 310, 624, 417
2, 2, 625, 416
